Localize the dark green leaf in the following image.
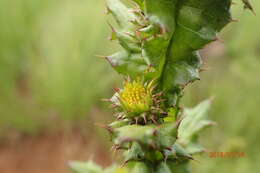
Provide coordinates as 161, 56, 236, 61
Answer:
161, 0, 232, 101
144, 0, 178, 31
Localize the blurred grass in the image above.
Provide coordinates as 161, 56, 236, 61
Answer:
0, 0, 119, 134
182, 1, 260, 172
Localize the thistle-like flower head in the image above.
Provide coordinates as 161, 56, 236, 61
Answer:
119, 79, 153, 114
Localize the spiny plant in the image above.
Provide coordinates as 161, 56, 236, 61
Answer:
70, 0, 253, 172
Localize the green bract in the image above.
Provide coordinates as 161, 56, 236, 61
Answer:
70, 0, 253, 173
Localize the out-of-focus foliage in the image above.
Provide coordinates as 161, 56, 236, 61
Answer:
70, 161, 122, 173
0, 0, 117, 134
183, 1, 260, 172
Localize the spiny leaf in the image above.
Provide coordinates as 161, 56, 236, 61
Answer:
112, 124, 156, 146
142, 33, 171, 77
142, 0, 178, 78
161, 0, 232, 102
164, 143, 193, 160
115, 31, 141, 52
161, 53, 201, 90
124, 142, 145, 161
107, 0, 137, 30
156, 122, 178, 148
242, 0, 255, 15
172, 143, 193, 159
112, 123, 178, 148
144, 0, 178, 31
178, 100, 214, 154
106, 51, 148, 77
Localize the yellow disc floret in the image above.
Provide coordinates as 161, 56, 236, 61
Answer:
120, 80, 152, 114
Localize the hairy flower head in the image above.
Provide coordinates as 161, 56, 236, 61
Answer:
119, 79, 153, 114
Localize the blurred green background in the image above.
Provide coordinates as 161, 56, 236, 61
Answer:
0, 0, 259, 172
